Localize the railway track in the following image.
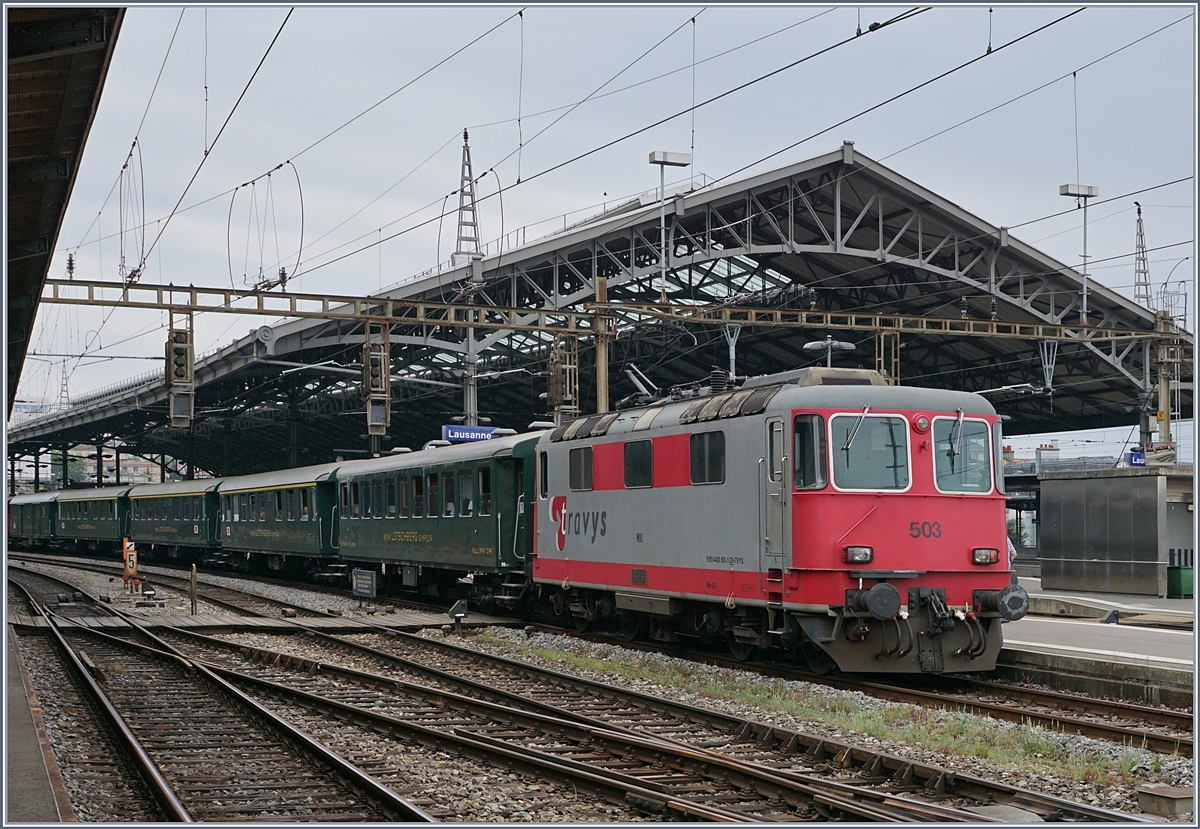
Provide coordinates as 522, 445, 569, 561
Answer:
526, 625, 1195, 758
8, 569, 430, 822
17, 556, 1190, 757
181, 625, 1151, 822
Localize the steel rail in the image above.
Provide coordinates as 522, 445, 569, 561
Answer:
8, 574, 192, 822
532, 624, 1193, 757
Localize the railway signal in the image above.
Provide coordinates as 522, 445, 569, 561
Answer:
164, 315, 194, 430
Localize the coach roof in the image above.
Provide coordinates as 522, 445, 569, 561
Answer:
218, 462, 342, 494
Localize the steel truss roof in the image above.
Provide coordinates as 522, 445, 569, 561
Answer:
8, 143, 1191, 476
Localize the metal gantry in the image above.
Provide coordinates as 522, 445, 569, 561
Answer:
12, 144, 1192, 477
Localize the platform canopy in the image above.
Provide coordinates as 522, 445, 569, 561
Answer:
8, 142, 1191, 476
6, 7, 124, 415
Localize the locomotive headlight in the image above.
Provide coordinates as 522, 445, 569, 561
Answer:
972, 547, 1000, 564
844, 546, 873, 563
912, 414, 930, 433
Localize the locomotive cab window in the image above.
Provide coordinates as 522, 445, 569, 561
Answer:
624, 440, 653, 488
793, 415, 828, 490
767, 421, 784, 483
933, 416, 992, 493
830, 414, 910, 491
690, 431, 725, 485
569, 447, 593, 491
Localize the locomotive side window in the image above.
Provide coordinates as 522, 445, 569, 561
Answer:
479, 467, 493, 515
830, 415, 910, 490
690, 431, 725, 484
932, 417, 992, 493
624, 440, 653, 488
993, 422, 1006, 496
538, 452, 548, 499
767, 421, 784, 482
793, 415, 828, 489
569, 447, 594, 491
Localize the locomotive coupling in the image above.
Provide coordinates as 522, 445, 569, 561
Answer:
846, 583, 902, 620
973, 583, 1030, 621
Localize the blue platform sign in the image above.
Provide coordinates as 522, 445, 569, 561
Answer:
443, 425, 497, 443
1129, 451, 1146, 467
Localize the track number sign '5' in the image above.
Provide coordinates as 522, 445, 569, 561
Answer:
909, 521, 942, 539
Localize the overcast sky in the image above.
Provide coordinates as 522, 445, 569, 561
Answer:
14, 3, 1197, 458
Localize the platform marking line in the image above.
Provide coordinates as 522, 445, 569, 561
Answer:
1020, 616, 1195, 637
1004, 639, 1194, 666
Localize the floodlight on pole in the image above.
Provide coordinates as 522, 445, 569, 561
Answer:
649, 151, 690, 303
803, 335, 856, 367
1059, 184, 1099, 324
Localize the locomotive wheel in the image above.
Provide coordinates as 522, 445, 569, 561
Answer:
727, 634, 756, 662
800, 642, 835, 675
616, 610, 644, 642
572, 611, 590, 632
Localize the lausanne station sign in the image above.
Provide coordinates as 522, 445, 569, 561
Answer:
442, 425, 497, 443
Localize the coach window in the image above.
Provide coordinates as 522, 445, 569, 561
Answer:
258, 494, 267, 522
350, 482, 361, 519
300, 489, 311, 520
427, 473, 439, 517
399, 477, 410, 518
690, 431, 725, 485
569, 447, 594, 491
339, 483, 350, 517
230, 496, 238, 522
793, 415, 828, 490
624, 440, 653, 488
286, 489, 296, 521
275, 491, 284, 521
933, 417, 992, 493
830, 414, 910, 491
538, 452, 548, 499
363, 481, 373, 519
443, 472, 456, 517
412, 474, 424, 517
479, 467, 492, 516
373, 479, 384, 518
458, 469, 474, 516
385, 478, 397, 518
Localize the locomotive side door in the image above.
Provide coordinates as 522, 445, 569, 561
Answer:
762, 417, 788, 586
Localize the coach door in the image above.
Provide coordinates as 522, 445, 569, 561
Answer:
762, 417, 787, 586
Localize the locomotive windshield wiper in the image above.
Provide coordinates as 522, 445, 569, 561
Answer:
841, 405, 870, 452
948, 408, 965, 458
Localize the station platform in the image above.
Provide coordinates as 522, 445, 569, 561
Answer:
6, 628, 72, 822
996, 576, 1194, 704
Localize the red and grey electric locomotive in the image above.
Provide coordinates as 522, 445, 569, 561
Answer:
530, 366, 1028, 674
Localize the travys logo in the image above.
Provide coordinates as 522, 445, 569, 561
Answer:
549, 495, 607, 551
550, 495, 568, 552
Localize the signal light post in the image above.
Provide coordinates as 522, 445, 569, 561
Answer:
165, 312, 194, 430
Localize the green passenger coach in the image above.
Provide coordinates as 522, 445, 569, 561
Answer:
56, 486, 130, 549
129, 479, 221, 556
8, 491, 59, 545
335, 433, 540, 605
218, 462, 341, 572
